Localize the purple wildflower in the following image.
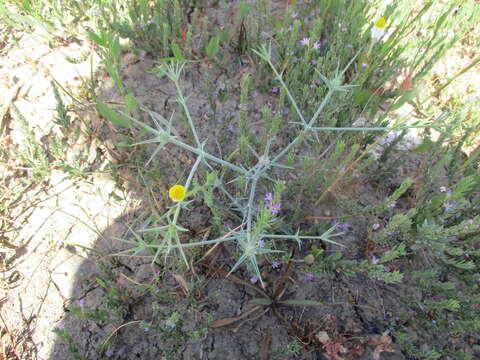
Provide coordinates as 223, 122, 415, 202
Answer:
264, 192, 273, 202
270, 202, 281, 215
312, 41, 321, 50
305, 273, 315, 280
333, 221, 352, 232
258, 239, 266, 248
371, 256, 379, 265
442, 201, 456, 212
149, 17, 157, 25
291, 12, 298, 18
251, 91, 260, 99
293, 57, 299, 63
138, 49, 146, 62
139, 21, 146, 29
283, 108, 290, 115
271, 87, 279, 94
389, 201, 397, 209
272, 261, 281, 269
250, 275, 259, 284
300, 37, 310, 46
311, 60, 317, 65
372, 223, 380, 230
278, 28, 284, 34
315, 79, 321, 86
55, 322, 65, 330
310, 8, 320, 17
304, 17, 309, 23
75, 299, 85, 307
105, 349, 114, 358
362, 62, 368, 68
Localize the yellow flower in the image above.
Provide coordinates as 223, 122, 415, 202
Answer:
371, 17, 387, 41
169, 184, 186, 201
374, 17, 386, 28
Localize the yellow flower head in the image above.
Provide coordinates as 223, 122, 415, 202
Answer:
169, 184, 186, 201
374, 17, 386, 28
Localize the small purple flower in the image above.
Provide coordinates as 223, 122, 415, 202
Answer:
311, 60, 317, 65
139, 21, 146, 29
270, 202, 281, 215
371, 256, 379, 265
291, 12, 298, 18
305, 273, 315, 280
300, 37, 310, 46
293, 57, 299, 63
75, 299, 85, 307
310, 8, 320, 17
272, 261, 281, 269
258, 239, 266, 248
251, 91, 260, 99
442, 201, 456, 212
278, 28, 284, 34
138, 49, 146, 62
362, 62, 368, 68
250, 275, 259, 284
149, 17, 157, 25
315, 79, 321, 86
389, 201, 397, 209
105, 349, 114, 358
372, 223, 380, 230
283, 108, 290, 115
271, 87, 279, 94
333, 221, 352, 232
264, 192, 273, 202
55, 322, 65, 330
312, 41, 321, 50
304, 17, 309, 23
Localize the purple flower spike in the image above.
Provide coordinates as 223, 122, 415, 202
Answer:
306, 273, 315, 280
272, 261, 281, 269
300, 37, 310, 46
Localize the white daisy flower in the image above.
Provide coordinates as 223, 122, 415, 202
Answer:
371, 17, 387, 41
